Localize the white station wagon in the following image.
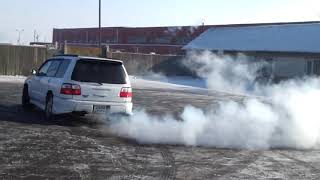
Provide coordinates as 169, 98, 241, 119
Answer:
22, 55, 132, 120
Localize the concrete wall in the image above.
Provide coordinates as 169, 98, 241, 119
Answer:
107, 52, 193, 76
65, 45, 102, 57
60, 44, 193, 76
0, 45, 56, 76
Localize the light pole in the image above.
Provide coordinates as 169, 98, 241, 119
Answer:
16, 29, 24, 45
99, 0, 101, 48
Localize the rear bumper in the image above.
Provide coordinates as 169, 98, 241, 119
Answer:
53, 97, 132, 115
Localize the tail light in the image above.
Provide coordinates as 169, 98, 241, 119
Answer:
120, 87, 132, 98
60, 83, 81, 95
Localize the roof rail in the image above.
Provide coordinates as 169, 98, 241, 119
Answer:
53, 54, 79, 57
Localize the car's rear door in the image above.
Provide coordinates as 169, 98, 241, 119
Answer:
46, 59, 71, 98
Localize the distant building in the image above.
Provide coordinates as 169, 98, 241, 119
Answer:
53, 22, 319, 55
183, 21, 320, 81
53, 26, 212, 55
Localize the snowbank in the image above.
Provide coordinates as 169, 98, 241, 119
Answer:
130, 76, 206, 90
0, 76, 26, 83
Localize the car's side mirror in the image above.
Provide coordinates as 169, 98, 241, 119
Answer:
37, 72, 47, 77
31, 69, 37, 75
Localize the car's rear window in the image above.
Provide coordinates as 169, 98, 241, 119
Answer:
71, 59, 127, 84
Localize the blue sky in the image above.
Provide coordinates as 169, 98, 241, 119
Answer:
1, 0, 319, 44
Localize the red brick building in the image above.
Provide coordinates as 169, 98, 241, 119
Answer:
53, 26, 213, 54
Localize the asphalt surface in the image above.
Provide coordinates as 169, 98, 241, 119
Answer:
0, 82, 320, 180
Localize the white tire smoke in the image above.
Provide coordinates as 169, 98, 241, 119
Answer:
109, 51, 320, 150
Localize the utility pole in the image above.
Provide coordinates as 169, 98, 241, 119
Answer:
99, 0, 102, 48
36, 32, 40, 42
33, 30, 39, 42
16, 29, 24, 45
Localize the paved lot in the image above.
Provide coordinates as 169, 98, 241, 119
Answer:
0, 82, 320, 179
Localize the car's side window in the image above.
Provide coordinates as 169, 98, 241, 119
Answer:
55, 60, 71, 78
38, 61, 52, 76
46, 60, 61, 77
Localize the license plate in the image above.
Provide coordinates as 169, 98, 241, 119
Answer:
93, 105, 110, 113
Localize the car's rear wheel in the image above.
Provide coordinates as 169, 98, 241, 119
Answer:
45, 94, 54, 120
22, 84, 32, 109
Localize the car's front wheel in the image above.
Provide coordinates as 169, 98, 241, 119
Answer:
22, 84, 32, 109
45, 94, 54, 120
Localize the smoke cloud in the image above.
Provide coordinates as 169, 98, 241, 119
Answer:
184, 51, 266, 93
108, 51, 320, 150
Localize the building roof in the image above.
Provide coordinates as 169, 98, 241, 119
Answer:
183, 23, 320, 53
53, 21, 320, 31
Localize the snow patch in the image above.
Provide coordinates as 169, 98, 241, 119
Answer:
0, 76, 26, 83
130, 76, 206, 90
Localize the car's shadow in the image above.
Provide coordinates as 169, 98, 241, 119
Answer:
0, 104, 106, 128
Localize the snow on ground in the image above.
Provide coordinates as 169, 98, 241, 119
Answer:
0, 76, 27, 83
135, 75, 206, 89
130, 76, 206, 90
165, 77, 206, 88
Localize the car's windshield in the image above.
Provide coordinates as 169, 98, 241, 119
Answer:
71, 59, 127, 84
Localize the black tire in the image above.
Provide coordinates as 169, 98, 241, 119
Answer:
22, 84, 32, 109
45, 94, 54, 120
